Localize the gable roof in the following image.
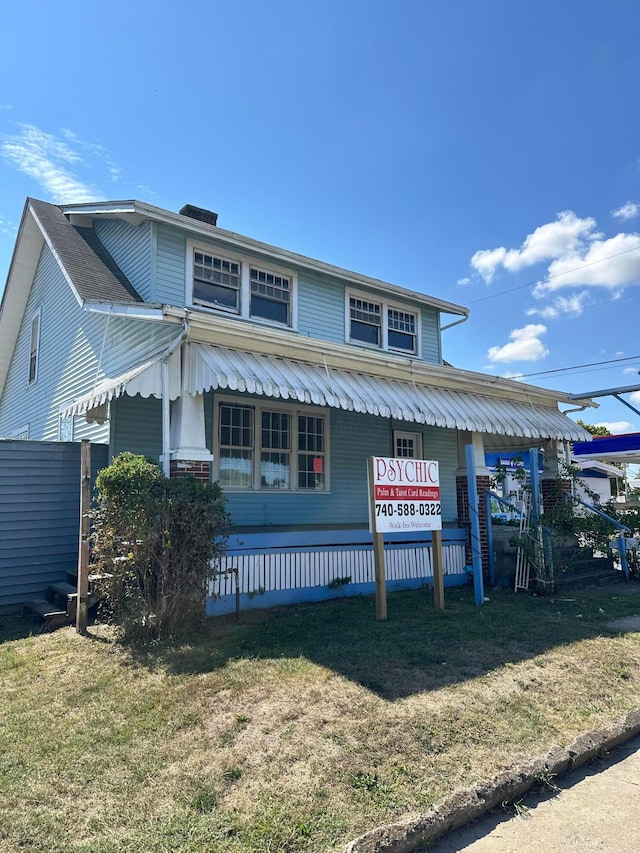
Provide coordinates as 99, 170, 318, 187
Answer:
0, 198, 141, 398
28, 199, 140, 305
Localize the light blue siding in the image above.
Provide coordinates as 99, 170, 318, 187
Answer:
297, 269, 345, 343
94, 219, 154, 301
0, 244, 181, 442
156, 223, 186, 304
154, 222, 443, 364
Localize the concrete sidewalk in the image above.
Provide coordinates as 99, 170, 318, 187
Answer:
427, 735, 640, 852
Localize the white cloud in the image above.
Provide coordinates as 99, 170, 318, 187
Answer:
500, 371, 525, 380
629, 390, 640, 403
623, 367, 640, 375
470, 246, 506, 283
534, 232, 640, 295
487, 324, 548, 364
457, 276, 471, 285
593, 421, 633, 434
0, 215, 17, 236
526, 291, 589, 319
0, 123, 123, 203
470, 211, 597, 282
612, 201, 640, 221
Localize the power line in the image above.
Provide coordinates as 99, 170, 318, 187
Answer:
466, 243, 640, 305
509, 354, 640, 380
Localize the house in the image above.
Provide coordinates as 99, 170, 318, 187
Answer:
0, 198, 593, 613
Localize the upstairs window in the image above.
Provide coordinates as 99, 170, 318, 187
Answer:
28, 310, 41, 385
250, 267, 291, 325
388, 308, 416, 354
349, 297, 381, 346
347, 292, 419, 356
193, 251, 241, 312
189, 243, 296, 328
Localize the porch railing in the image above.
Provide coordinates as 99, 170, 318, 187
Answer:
566, 494, 631, 581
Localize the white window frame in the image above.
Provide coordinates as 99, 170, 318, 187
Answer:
11, 424, 30, 440
58, 410, 75, 442
186, 240, 298, 330
346, 290, 420, 356
393, 430, 423, 459
214, 395, 329, 492
27, 308, 41, 386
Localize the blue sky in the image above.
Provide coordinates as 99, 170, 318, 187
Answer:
1, 0, 640, 433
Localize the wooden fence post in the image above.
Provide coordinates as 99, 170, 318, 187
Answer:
76, 440, 91, 634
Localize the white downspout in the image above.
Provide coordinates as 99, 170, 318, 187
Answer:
161, 321, 189, 477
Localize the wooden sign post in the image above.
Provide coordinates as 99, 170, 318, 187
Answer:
368, 456, 444, 618
76, 440, 91, 635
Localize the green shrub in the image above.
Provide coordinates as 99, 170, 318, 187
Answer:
92, 452, 231, 641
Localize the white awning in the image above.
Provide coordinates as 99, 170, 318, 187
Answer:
187, 343, 588, 442
572, 458, 624, 479
62, 348, 181, 418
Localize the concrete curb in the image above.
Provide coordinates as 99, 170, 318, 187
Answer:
342, 708, 640, 853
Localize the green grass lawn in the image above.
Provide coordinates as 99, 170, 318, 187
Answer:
2, 585, 640, 852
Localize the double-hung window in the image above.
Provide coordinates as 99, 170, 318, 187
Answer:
193, 251, 241, 312
217, 400, 327, 491
347, 292, 419, 356
250, 267, 291, 325
189, 244, 295, 328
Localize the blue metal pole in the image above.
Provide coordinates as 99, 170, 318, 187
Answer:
485, 489, 496, 586
618, 533, 629, 581
466, 444, 485, 606
529, 447, 540, 527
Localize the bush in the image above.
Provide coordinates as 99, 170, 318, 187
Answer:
92, 453, 231, 641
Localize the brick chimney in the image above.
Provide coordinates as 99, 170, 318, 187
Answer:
179, 204, 218, 227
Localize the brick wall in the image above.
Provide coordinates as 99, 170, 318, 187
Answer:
169, 459, 211, 483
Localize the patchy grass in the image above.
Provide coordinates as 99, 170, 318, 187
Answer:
2, 586, 640, 852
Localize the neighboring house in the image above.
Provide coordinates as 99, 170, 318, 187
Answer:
0, 198, 593, 612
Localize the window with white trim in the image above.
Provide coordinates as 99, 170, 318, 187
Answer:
189, 244, 296, 328
193, 251, 241, 312
393, 430, 422, 459
11, 424, 30, 440
387, 308, 417, 354
217, 400, 327, 491
28, 310, 41, 385
347, 292, 419, 355
250, 266, 291, 325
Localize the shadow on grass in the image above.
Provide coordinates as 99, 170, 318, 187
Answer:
119, 585, 640, 701
0, 609, 41, 643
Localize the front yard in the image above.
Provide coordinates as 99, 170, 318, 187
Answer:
2, 586, 640, 852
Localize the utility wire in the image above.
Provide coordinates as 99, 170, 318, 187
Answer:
509, 354, 640, 380
466, 243, 640, 305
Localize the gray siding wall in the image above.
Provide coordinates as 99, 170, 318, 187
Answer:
154, 223, 442, 364
110, 391, 459, 528
0, 440, 108, 606
0, 244, 181, 442
94, 219, 154, 301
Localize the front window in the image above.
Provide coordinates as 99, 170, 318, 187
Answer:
260, 410, 291, 489
193, 251, 241, 312
219, 404, 254, 488
217, 401, 327, 491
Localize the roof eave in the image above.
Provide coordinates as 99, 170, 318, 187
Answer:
60, 199, 469, 318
